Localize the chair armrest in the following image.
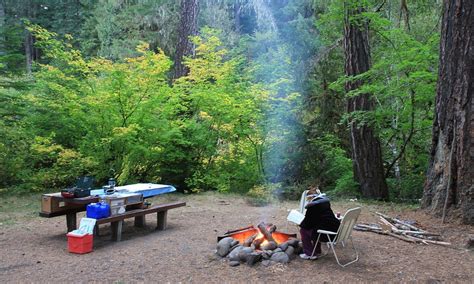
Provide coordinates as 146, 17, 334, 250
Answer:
317, 229, 337, 235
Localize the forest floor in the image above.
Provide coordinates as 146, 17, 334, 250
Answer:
0, 191, 473, 283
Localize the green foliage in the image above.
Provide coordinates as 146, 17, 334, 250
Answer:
310, 134, 358, 196
175, 28, 266, 191
81, 0, 179, 59
0, 0, 443, 204
0, 25, 267, 193
308, 0, 440, 200
29, 135, 97, 190
0, 21, 25, 75
0, 82, 33, 188
387, 174, 425, 203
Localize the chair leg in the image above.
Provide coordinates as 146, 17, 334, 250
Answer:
332, 236, 359, 267
311, 233, 332, 258
310, 233, 322, 257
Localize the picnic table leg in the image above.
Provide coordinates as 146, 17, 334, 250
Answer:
156, 211, 167, 230
111, 221, 123, 242
66, 212, 77, 232
94, 225, 100, 236
134, 215, 146, 228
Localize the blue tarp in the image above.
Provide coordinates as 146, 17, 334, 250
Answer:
90, 183, 176, 198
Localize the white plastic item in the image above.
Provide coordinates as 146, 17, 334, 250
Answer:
73, 217, 97, 235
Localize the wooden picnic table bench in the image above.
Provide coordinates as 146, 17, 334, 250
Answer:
39, 195, 186, 238
39, 195, 99, 232
94, 201, 186, 241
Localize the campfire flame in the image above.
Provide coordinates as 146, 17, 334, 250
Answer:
255, 230, 268, 247
217, 223, 297, 251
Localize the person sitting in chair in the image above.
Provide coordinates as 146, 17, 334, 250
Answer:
299, 187, 340, 260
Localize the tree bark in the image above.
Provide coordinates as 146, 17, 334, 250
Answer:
172, 0, 199, 79
23, 0, 39, 75
399, 0, 411, 31
422, 0, 474, 224
25, 30, 33, 75
234, 2, 241, 33
344, 1, 389, 200
0, 1, 5, 56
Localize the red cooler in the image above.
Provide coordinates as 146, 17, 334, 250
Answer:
67, 233, 93, 254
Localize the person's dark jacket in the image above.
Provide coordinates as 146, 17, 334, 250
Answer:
300, 196, 340, 240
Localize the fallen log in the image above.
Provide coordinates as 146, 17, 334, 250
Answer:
419, 239, 452, 246
355, 224, 381, 231
375, 212, 425, 232
354, 225, 418, 243
379, 216, 397, 231
355, 212, 451, 247
387, 232, 420, 243
396, 230, 441, 237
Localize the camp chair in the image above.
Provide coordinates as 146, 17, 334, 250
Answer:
299, 190, 309, 214
311, 207, 361, 267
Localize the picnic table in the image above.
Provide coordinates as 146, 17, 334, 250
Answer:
39, 194, 100, 232
39, 184, 185, 241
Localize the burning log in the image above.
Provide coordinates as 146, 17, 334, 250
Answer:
243, 233, 258, 247
267, 223, 276, 234
251, 237, 264, 250
223, 225, 255, 236
257, 222, 276, 244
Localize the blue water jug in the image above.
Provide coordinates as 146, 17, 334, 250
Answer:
99, 202, 110, 218
86, 202, 110, 219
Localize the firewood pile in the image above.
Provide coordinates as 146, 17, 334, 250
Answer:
354, 212, 451, 246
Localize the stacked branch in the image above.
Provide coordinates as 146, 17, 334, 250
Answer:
354, 212, 451, 246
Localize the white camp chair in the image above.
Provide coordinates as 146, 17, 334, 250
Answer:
311, 207, 361, 267
299, 190, 309, 214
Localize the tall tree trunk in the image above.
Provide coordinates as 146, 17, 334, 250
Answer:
421, 0, 474, 224
399, 0, 411, 31
234, 2, 241, 33
0, 1, 5, 56
25, 31, 33, 74
344, 1, 389, 200
172, 0, 198, 79
23, 0, 37, 75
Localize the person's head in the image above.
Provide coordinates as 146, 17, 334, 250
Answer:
306, 185, 321, 200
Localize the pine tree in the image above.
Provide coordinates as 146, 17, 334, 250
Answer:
344, 0, 388, 200
173, 0, 199, 79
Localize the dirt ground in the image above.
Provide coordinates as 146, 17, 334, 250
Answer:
0, 192, 473, 283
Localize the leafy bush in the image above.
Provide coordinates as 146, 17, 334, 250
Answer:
0, 26, 268, 193
387, 174, 424, 203
29, 136, 97, 190
331, 173, 360, 198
